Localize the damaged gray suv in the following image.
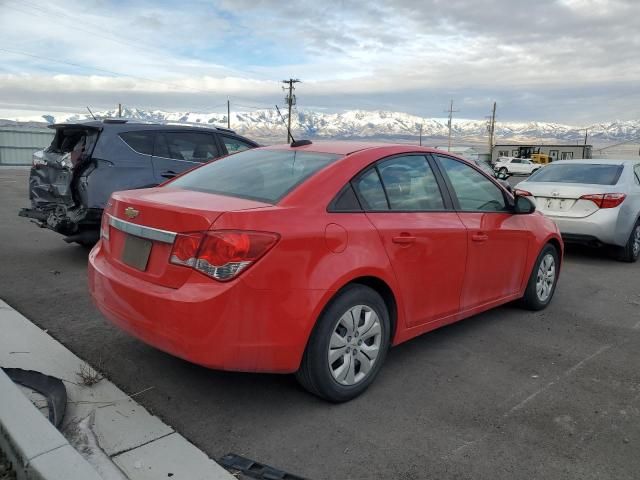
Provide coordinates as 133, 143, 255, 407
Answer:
19, 119, 258, 245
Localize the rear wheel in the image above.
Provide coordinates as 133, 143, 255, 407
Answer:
618, 221, 640, 263
521, 244, 559, 310
296, 285, 390, 402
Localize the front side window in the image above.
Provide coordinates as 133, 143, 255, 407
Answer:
437, 156, 508, 212
170, 149, 340, 203
120, 131, 155, 155
157, 132, 220, 162
221, 135, 254, 154
377, 156, 444, 211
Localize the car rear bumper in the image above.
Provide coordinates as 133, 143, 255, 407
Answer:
88, 241, 325, 373
546, 209, 623, 246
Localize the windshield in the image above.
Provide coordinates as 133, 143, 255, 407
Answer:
170, 149, 341, 203
527, 163, 623, 185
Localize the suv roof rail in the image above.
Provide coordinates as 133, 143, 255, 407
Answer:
103, 118, 128, 124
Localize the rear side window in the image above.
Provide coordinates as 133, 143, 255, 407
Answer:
156, 132, 220, 162
170, 149, 340, 203
377, 155, 444, 211
120, 131, 155, 155
221, 135, 254, 154
354, 168, 389, 210
528, 164, 623, 185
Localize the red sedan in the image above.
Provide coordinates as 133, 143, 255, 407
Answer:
89, 142, 563, 402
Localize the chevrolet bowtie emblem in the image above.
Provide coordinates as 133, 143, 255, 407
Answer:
124, 207, 139, 219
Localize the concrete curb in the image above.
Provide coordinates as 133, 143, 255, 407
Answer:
0, 299, 235, 480
0, 368, 102, 480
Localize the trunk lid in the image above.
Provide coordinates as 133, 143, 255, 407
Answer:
29, 124, 101, 209
104, 187, 271, 288
524, 182, 621, 218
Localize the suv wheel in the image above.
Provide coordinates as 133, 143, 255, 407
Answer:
296, 285, 390, 402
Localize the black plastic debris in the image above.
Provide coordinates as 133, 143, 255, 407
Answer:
219, 453, 307, 480
2, 368, 67, 428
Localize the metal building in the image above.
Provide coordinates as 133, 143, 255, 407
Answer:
0, 127, 54, 165
491, 143, 592, 163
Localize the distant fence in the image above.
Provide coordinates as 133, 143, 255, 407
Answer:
0, 127, 54, 165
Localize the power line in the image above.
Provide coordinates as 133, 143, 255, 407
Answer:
0, 47, 228, 97
4, 0, 180, 59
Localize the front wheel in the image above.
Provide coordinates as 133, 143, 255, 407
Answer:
499, 167, 508, 175
296, 285, 391, 402
618, 221, 640, 263
520, 244, 560, 310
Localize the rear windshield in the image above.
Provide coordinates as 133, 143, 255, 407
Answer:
169, 149, 341, 203
528, 163, 623, 185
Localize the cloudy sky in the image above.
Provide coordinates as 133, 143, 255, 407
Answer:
0, 0, 638, 123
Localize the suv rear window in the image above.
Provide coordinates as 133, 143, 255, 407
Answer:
170, 149, 340, 203
528, 163, 623, 185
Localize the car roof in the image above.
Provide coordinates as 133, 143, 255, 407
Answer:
49, 119, 238, 135
550, 158, 640, 166
263, 140, 445, 156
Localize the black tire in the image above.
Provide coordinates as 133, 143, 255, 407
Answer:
618, 221, 640, 263
296, 284, 391, 402
520, 244, 560, 311
499, 167, 508, 175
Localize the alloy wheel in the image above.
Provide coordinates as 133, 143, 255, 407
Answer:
536, 253, 556, 302
632, 225, 640, 258
328, 305, 382, 386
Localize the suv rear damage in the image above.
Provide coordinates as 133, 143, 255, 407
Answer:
19, 119, 259, 245
20, 123, 103, 245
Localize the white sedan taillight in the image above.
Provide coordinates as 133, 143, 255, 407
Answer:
579, 193, 626, 209
170, 230, 279, 281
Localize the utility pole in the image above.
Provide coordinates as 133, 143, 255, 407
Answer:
118, 103, 122, 118
282, 78, 301, 143
419, 124, 423, 146
487, 102, 497, 158
445, 99, 459, 152
227, 98, 231, 129
582, 128, 588, 159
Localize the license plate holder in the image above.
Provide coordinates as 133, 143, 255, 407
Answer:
122, 234, 152, 271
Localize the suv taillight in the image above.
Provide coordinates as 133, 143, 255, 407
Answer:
579, 193, 626, 209
170, 230, 279, 281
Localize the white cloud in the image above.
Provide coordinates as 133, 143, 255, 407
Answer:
0, 0, 639, 122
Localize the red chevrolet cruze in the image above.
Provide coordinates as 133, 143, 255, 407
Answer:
89, 142, 563, 402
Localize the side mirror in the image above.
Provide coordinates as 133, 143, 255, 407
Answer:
514, 195, 536, 214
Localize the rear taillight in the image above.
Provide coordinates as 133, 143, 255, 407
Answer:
579, 193, 626, 209
170, 230, 279, 281
514, 188, 532, 196
100, 214, 110, 241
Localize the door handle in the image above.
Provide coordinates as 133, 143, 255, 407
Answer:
392, 235, 416, 245
161, 171, 177, 179
472, 232, 489, 242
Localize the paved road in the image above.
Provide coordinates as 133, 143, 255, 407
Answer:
1, 168, 639, 480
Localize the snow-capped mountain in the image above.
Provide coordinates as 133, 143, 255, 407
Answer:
5, 107, 640, 145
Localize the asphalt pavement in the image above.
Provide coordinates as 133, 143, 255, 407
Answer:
1, 168, 639, 480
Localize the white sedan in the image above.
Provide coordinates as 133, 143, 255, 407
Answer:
516, 159, 640, 262
494, 157, 541, 176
